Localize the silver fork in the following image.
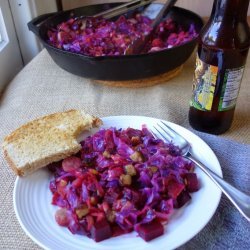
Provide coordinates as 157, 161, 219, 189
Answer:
152, 121, 250, 222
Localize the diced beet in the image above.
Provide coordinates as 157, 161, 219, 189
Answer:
135, 220, 164, 242
112, 225, 127, 237
184, 173, 199, 192
175, 190, 191, 208
91, 218, 112, 242
167, 180, 185, 199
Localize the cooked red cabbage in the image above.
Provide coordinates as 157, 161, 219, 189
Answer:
48, 126, 199, 242
47, 14, 197, 56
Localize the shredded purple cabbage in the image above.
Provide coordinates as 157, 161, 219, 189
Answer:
47, 14, 197, 56
49, 126, 199, 242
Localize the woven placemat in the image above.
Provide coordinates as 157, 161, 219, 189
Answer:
0, 48, 249, 249
95, 65, 183, 88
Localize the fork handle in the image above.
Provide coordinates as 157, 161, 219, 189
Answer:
186, 152, 250, 222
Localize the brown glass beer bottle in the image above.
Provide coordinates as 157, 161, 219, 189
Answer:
189, 0, 250, 134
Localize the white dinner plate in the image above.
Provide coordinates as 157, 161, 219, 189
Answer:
14, 116, 222, 250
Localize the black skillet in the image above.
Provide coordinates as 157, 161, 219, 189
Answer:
28, 2, 203, 81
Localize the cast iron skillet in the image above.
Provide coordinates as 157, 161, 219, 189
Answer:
28, 2, 203, 81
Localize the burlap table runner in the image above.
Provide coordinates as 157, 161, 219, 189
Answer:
0, 48, 249, 249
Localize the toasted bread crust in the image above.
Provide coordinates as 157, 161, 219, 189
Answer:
2, 110, 102, 176
3, 149, 22, 176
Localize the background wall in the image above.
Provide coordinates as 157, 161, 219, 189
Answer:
0, 0, 23, 94
0, 0, 58, 94
9, 0, 57, 65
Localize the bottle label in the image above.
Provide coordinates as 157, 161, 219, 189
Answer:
190, 55, 244, 111
218, 67, 244, 111
190, 56, 217, 111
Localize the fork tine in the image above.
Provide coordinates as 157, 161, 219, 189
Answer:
157, 122, 176, 139
150, 130, 158, 139
160, 121, 179, 138
153, 125, 172, 142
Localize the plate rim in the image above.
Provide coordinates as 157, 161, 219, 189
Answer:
13, 115, 222, 250
13, 180, 50, 250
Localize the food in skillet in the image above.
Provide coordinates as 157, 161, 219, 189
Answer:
47, 14, 198, 56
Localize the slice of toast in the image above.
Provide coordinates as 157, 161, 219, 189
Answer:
2, 110, 102, 176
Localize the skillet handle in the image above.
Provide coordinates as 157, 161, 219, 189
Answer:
28, 12, 57, 36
